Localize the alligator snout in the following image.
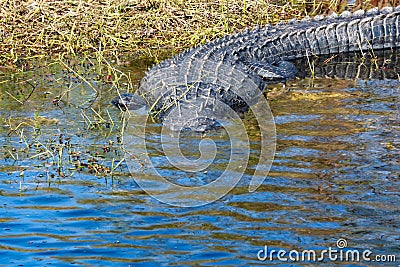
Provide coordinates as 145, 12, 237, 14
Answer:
111, 93, 147, 111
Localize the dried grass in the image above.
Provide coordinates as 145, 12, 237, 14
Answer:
0, 0, 397, 65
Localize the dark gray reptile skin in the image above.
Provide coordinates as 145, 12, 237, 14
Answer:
112, 6, 400, 131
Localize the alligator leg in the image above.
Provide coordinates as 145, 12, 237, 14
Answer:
248, 61, 297, 81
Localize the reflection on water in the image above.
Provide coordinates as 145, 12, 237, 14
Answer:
0, 56, 399, 266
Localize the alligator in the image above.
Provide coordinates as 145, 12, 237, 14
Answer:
112, 6, 400, 132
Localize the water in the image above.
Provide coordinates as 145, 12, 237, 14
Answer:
0, 55, 399, 266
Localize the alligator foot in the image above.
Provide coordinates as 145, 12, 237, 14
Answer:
248, 61, 297, 81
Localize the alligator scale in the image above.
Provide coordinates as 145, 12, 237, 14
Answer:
113, 6, 400, 132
